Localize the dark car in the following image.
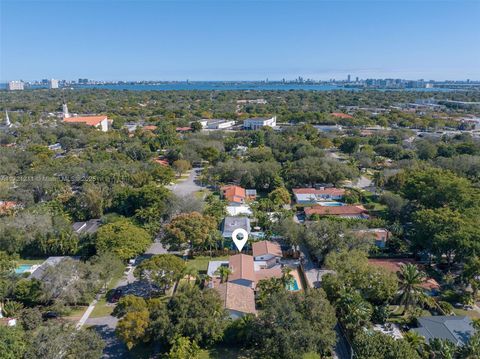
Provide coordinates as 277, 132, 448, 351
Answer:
42, 311, 59, 320
109, 288, 123, 303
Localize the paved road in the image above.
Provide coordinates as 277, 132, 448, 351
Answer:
299, 245, 351, 359
167, 167, 205, 196
85, 168, 204, 357
352, 175, 374, 190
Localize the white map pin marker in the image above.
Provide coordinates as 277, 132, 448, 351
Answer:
231, 228, 249, 251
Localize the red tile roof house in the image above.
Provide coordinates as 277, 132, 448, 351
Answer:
216, 281, 257, 319
0, 201, 21, 215
368, 259, 441, 294
354, 228, 391, 248
220, 185, 256, 206
331, 112, 354, 119
63, 115, 110, 132
293, 187, 346, 205
252, 240, 283, 269
210, 245, 292, 318
305, 205, 369, 219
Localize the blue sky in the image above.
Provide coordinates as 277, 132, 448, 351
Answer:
1, 0, 479, 81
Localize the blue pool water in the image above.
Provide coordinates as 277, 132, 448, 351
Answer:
319, 202, 344, 207
15, 264, 33, 274
287, 279, 300, 291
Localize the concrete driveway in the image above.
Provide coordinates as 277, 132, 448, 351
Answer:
168, 167, 205, 197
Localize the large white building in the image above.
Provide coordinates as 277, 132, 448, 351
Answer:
243, 116, 277, 130
199, 119, 235, 130
49, 79, 59, 89
7, 81, 24, 91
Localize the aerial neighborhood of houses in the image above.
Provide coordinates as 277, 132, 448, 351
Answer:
1, 90, 479, 358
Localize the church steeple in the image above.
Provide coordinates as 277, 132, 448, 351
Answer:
4, 110, 12, 128
62, 103, 70, 118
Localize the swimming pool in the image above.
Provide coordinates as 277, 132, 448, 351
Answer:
286, 279, 300, 291
318, 202, 344, 207
15, 264, 33, 274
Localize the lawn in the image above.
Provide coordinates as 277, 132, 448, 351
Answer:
90, 297, 115, 318
63, 306, 89, 321
195, 188, 212, 200
185, 255, 229, 273
199, 345, 248, 359
452, 308, 480, 319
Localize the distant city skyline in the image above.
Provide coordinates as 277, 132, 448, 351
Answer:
1, 0, 479, 82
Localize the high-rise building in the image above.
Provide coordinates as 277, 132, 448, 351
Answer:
347, 74, 351, 82
7, 81, 24, 91
356, 77, 359, 82
49, 79, 59, 89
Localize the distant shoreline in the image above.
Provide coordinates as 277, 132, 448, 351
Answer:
1, 82, 474, 92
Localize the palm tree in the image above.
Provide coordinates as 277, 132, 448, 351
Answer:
398, 263, 426, 314
216, 266, 232, 283
281, 266, 295, 288
460, 331, 480, 359
338, 290, 373, 332
428, 338, 457, 359
403, 330, 427, 356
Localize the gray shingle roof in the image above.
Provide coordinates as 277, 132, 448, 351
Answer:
411, 316, 475, 345
222, 216, 250, 237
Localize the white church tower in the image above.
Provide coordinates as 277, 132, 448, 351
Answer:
62, 103, 70, 118
4, 110, 12, 128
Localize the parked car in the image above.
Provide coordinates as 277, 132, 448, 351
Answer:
42, 311, 59, 320
109, 288, 123, 303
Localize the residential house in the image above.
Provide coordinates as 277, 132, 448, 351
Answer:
354, 228, 391, 248
411, 316, 475, 345
293, 188, 345, 205
368, 259, 441, 294
28, 256, 71, 280
209, 242, 301, 318
221, 217, 251, 239
228, 254, 256, 288
243, 116, 277, 130
252, 241, 282, 269
72, 219, 101, 235
63, 115, 110, 132
221, 185, 247, 205
305, 205, 368, 219
221, 185, 256, 204
226, 205, 252, 217
216, 282, 256, 319
331, 112, 353, 119
0, 201, 21, 215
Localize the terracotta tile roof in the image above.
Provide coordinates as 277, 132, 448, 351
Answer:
229, 254, 255, 283
0, 201, 19, 214
331, 112, 354, 119
153, 158, 169, 166
143, 125, 157, 131
63, 115, 107, 126
255, 267, 282, 282
368, 258, 416, 273
293, 188, 346, 196
175, 127, 191, 131
368, 259, 440, 291
252, 241, 282, 257
216, 282, 256, 315
221, 185, 246, 204
355, 229, 390, 242
305, 205, 367, 216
